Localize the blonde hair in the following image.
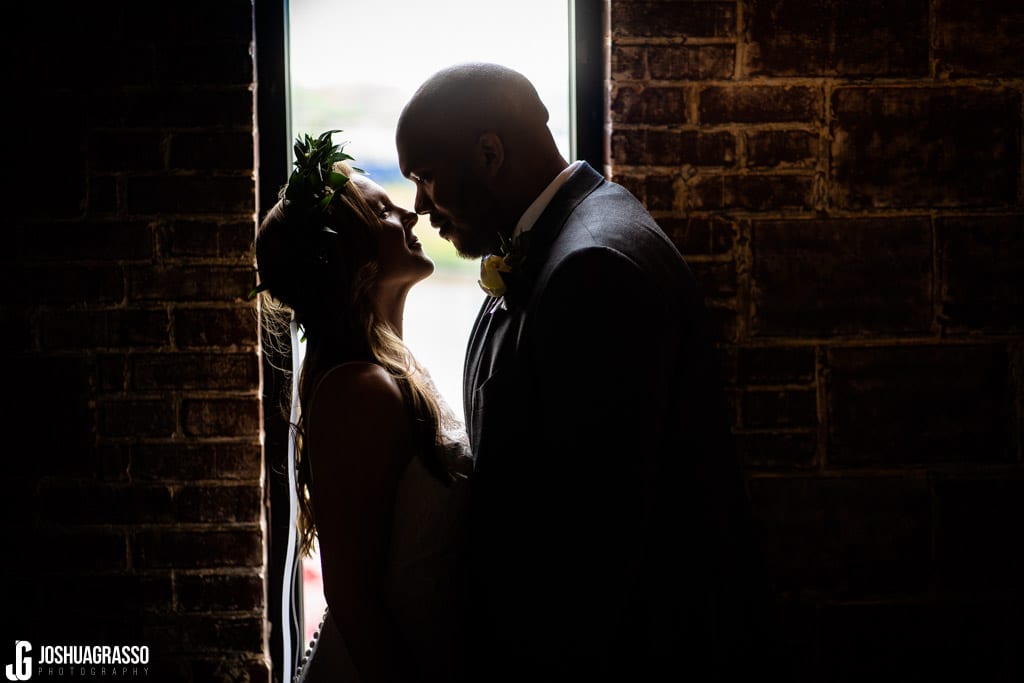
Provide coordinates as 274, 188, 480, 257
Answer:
255, 162, 460, 557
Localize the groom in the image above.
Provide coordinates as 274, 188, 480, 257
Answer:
397, 63, 783, 680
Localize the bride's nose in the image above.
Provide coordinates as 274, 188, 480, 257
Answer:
401, 207, 417, 230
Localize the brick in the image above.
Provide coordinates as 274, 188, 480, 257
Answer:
38, 483, 174, 524
175, 484, 262, 523
174, 306, 259, 348
611, 86, 690, 125
832, 87, 1021, 209
705, 303, 739, 344
746, 130, 818, 168
77, 42, 157, 88
741, 388, 817, 428
734, 431, 817, 469
38, 309, 170, 349
751, 218, 932, 336
26, 264, 124, 306
89, 175, 119, 214
690, 259, 737, 299
133, 530, 263, 569
642, 173, 678, 211
98, 354, 127, 391
691, 174, 814, 211
130, 443, 262, 482
38, 529, 127, 571
126, 175, 255, 214
182, 398, 261, 437
611, 45, 645, 80
748, 475, 931, 596
23, 220, 154, 261
36, 574, 172, 614
97, 444, 131, 481
737, 346, 816, 385
827, 345, 1014, 465
659, 216, 736, 256
160, 219, 256, 259
700, 86, 820, 124
935, 475, 1024, 592
90, 130, 164, 172
611, 1, 736, 38
170, 131, 254, 171
89, 88, 253, 128
935, 1, 1024, 76
99, 397, 176, 438
612, 129, 734, 167
746, 0, 929, 77
131, 352, 259, 390
179, 615, 265, 653
156, 41, 254, 85
937, 215, 1024, 331
130, 265, 253, 303
177, 573, 265, 612
124, 0, 254, 41
17, 39, 155, 89
649, 45, 735, 80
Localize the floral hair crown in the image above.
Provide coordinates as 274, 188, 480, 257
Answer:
248, 129, 361, 300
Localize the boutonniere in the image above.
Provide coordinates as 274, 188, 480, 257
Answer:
478, 231, 531, 303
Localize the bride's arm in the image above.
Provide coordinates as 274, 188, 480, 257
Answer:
306, 361, 417, 682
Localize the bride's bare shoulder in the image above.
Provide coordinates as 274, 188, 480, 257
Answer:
309, 361, 404, 424
314, 361, 400, 400
306, 362, 411, 475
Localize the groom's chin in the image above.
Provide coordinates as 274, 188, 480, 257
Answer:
448, 235, 488, 260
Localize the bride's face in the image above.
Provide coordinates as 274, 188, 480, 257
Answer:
352, 174, 434, 288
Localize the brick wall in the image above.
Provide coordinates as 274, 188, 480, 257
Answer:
610, 1, 1022, 680
6, 2, 268, 681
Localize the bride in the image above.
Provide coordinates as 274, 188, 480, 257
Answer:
252, 130, 472, 682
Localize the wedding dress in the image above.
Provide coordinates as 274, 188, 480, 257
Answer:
294, 371, 472, 683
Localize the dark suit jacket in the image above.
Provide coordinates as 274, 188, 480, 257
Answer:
463, 162, 784, 680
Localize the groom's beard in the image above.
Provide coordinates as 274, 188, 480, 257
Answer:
443, 223, 502, 259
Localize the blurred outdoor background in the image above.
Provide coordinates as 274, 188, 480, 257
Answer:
287, 0, 572, 644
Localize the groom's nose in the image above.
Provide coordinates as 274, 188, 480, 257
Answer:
414, 186, 434, 216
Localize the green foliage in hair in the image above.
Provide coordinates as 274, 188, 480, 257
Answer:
248, 129, 364, 301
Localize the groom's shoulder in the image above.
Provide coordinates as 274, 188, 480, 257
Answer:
554, 180, 681, 267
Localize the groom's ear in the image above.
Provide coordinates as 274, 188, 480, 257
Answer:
476, 132, 504, 176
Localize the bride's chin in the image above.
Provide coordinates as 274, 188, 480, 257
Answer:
411, 259, 435, 284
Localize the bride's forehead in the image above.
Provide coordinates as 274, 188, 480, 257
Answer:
351, 174, 385, 201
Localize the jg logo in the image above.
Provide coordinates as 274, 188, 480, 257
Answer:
5, 641, 31, 682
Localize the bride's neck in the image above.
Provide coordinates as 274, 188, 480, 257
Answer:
372, 284, 410, 339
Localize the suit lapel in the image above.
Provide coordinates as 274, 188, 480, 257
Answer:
514, 162, 605, 292
464, 294, 493, 434
461, 162, 606, 449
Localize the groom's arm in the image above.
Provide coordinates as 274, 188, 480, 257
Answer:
524, 243, 680, 671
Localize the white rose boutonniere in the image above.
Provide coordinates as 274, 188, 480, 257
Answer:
479, 231, 533, 313
479, 254, 512, 297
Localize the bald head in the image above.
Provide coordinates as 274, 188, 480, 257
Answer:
397, 62, 551, 146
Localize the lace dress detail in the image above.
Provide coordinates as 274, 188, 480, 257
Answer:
295, 368, 471, 683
